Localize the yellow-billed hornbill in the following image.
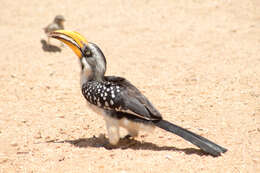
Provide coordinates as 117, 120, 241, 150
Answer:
49, 30, 227, 156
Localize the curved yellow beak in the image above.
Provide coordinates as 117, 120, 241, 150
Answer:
48, 30, 88, 58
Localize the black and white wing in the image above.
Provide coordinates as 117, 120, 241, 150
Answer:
81, 76, 162, 121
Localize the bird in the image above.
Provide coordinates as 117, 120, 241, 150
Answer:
49, 30, 227, 156
44, 15, 65, 46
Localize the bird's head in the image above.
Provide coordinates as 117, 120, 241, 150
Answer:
54, 15, 65, 25
49, 30, 107, 83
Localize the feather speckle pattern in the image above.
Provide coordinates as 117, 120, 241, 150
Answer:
82, 81, 122, 110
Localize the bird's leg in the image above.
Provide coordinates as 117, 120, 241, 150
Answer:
119, 118, 139, 139
104, 116, 120, 145
128, 129, 138, 137
125, 129, 138, 139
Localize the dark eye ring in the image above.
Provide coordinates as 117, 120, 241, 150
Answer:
82, 45, 92, 57
85, 50, 92, 56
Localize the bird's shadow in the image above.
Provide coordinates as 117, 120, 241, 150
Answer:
47, 134, 210, 156
40, 39, 62, 52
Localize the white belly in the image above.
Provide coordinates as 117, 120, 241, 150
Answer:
85, 102, 154, 132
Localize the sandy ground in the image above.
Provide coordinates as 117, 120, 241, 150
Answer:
0, 0, 260, 172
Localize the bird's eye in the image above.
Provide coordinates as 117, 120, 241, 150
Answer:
83, 46, 92, 57
85, 50, 92, 57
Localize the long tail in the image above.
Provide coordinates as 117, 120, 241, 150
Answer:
154, 119, 227, 156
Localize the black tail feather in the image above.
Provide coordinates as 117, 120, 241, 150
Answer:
154, 120, 227, 156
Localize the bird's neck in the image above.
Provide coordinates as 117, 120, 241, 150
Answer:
80, 67, 105, 87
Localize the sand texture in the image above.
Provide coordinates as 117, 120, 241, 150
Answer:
0, 0, 260, 172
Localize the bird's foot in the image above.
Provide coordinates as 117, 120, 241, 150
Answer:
103, 141, 118, 150
119, 135, 136, 149
103, 135, 136, 149
123, 134, 133, 140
